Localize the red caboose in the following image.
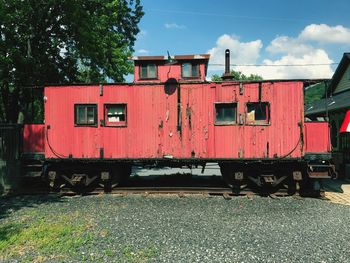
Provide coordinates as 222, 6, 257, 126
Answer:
24, 51, 336, 193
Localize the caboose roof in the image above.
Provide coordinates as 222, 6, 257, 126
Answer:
131, 54, 210, 61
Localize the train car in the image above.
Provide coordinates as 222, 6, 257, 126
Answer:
24, 50, 336, 193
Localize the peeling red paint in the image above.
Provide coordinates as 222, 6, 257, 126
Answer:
43, 81, 320, 160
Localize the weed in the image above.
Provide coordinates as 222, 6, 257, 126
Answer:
0, 211, 94, 261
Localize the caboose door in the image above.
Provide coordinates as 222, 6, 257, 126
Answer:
179, 84, 211, 159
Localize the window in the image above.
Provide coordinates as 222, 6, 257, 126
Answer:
74, 104, 97, 126
246, 102, 270, 125
140, 64, 157, 79
182, 63, 199, 78
105, 104, 127, 126
215, 103, 237, 125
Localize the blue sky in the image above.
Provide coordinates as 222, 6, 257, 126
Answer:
132, 0, 350, 80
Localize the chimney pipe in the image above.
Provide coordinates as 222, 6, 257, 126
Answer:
225, 49, 230, 74
222, 49, 233, 80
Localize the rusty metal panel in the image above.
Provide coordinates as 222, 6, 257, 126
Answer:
181, 83, 212, 158
212, 81, 304, 158
45, 86, 101, 159
101, 84, 182, 158
45, 84, 184, 159
23, 124, 45, 153
44, 81, 304, 160
304, 122, 330, 153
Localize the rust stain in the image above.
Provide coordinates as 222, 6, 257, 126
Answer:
43, 81, 310, 159
186, 104, 192, 129
165, 109, 170, 122
203, 126, 209, 140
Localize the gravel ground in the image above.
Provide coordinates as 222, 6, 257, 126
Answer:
1, 194, 350, 262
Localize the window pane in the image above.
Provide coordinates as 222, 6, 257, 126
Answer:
106, 104, 126, 124
140, 64, 157, 79
77, 106, 86, 124
215, 103, 236, 123
182, 63, 191, 78
75, 104, 97, 126
191, 64, 198, 77
148, 64, 157, 78
141, 65, 147, 78
246, 102, 269, 124
87, 107, 95, 124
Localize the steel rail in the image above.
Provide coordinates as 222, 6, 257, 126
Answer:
57, 186, 324, 198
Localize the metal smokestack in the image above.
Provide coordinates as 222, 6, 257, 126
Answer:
222, 49, 233, 80
225, 49, 230, 74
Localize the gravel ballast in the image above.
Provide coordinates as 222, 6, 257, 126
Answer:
1, 194, 350, 262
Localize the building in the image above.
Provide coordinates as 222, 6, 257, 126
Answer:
306, 53, 350, 175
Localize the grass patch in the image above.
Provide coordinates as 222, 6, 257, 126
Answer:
0, 211, 93, 262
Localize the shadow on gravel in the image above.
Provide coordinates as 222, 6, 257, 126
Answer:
322, 178, 350, 193
0, 194, 64, 220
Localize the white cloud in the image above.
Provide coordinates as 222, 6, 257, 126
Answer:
266, 36, 313, 55
207, 34, 262, 70
136, 49, 149, 55
236, 49, 334, 79
299, 24, 350, 44
207, 23, 340, 80
164, 23, 186, 29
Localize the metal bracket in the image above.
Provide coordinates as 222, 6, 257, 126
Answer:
293, 171, 303, 181
101, 171, 110, 181
234, 172, 244, 180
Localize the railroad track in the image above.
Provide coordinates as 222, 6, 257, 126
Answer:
16, 177, 326, 198
58, 186, 323, 198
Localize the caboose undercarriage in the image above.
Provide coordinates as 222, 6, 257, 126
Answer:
43, 157, 336, 195
219, 158, 336, 195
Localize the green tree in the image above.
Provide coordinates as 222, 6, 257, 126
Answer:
0, 0, 143, 123
211, 70, 263, 81
304, 81, 327, 108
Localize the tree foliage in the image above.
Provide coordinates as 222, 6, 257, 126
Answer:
0, 0, 143, 123
304, 82, 327, 108
211, 70, 263, 82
